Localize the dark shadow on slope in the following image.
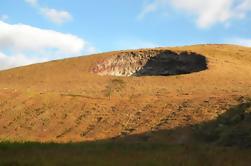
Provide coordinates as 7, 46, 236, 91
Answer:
193, 99, 251, 147
114, 98, 251, 148
134, 51, 208, 76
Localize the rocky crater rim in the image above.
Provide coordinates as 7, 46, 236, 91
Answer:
90, 49, 208, 77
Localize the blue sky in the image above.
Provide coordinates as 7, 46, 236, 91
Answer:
0, 0, 251, 69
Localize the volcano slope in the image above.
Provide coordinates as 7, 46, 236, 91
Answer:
0, 44, 251, 165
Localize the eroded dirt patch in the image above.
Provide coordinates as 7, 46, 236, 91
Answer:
90, 50, 207, 76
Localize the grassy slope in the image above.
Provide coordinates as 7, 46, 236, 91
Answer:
0, 44, 251, 165
0, 44, 250, 142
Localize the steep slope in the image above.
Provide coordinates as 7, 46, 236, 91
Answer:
0, 44, 250, 143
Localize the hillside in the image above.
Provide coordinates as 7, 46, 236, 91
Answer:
0, 44, 250, 144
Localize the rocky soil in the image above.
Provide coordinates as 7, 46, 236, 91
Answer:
90, 50, 207, 76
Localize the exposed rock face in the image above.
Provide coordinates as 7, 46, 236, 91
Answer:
90, 50, 207, 76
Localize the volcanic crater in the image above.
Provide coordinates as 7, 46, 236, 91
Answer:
91, 50, 208, 76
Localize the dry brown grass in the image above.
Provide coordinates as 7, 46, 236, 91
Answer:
0, 44, 250, 143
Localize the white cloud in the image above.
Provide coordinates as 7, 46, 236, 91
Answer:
0, 15, 8, 21
41, 7, 72, 24
139, 0, 251, 28
0, 52, 46, 70
0, 21, 95, 70
138, 1, 161, 20
25, 0, 38, 6
24, 0, 73, 24
227, 37, 251, 47
0, 21, 89, 54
